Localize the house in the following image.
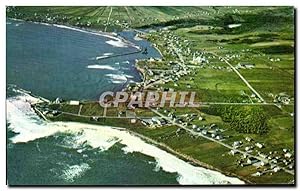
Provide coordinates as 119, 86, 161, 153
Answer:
233, 141, 241, 147
196, 127, 203, 132
255, 143, 264, 149
240, 63, 255, 69
273, 167, 281, 172
130, 119, 137, 124
90, 116, 98, 121
252, 172, 262, 177
288, 163, 294, 169
54, 97, 62, 104
215, 135, 223, 140
247, 157, 259, 165
260, 161, 266, 166
245, 137, 252, 142
209, 123, 217, 129
151, 117, 161, 125
258, 153, 267, 159
141, 121, 150, 126
69, 100, 80, 105
284, 152, 292, 159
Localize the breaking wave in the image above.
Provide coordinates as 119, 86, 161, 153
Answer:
106, 40, 129, 48
105, 74, 128, 84
86, 65, 116, 70
59, 163, 91, 182
7, 88, 244, 185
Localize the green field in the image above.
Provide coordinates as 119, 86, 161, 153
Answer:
9, 6, 295, 184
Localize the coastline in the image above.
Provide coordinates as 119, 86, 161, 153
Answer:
7, 86, 246, 185
7, 18, 247, 184
7, 18, 142, 51
127, 129, 251, 184
8, 17, 150, 97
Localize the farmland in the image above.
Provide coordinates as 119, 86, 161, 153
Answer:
8, 6, 295, 184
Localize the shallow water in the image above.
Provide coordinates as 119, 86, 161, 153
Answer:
6, 19, 244, 185
6, 19, 160, 100
6, 88, 244, 185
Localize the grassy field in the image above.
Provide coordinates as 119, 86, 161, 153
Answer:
9, 6, 295, 184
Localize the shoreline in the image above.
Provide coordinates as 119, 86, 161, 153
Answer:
7, 88, 246, 184
8, 17, 150, 96
127, 129, 251, 184
7, 17, 142, 51
7, 18, 248, 184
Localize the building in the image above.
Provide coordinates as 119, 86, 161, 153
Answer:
69, 100, 80, 105
247, 157, 259, 165
255, 142, 264, 149
284, 152, 292, 158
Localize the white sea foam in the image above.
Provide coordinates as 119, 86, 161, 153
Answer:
103, 53, 113, 56
94, 53, 113, 60
105, 74, 127, 84
95, 56, 108, 60
14, 19, 136, 49
7, 92, 244, 185
52, 24, 123, 42
122, 61, 130, 64
59, 163, 91, 182
86, 65, 116, 70
51, 24, 141, 49
124, 75, 134, 79
106, 40, 128, 48
15, 23, 23, 27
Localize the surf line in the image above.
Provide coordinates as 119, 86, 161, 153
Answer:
96, 48, 143, 60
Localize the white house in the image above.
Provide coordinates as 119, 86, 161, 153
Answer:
69, 100, 80, 105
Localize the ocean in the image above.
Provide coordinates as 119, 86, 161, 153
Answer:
6, 19, 244, 185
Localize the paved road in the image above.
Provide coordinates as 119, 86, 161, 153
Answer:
150, 108, 294, 176
209, 52, 266, 103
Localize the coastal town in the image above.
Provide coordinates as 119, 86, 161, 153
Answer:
7, 6, 295, 184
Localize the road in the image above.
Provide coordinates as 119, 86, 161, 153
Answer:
104, 7, 113, 32
150, 108, 294, 176
209, 52, 266, 103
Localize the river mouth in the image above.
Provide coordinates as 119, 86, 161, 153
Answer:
6, 18, 161, 101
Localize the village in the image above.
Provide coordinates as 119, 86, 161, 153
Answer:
30, 25, 295, 182
10, 6, 293, 184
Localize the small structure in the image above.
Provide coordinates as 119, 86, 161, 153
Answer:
151, 117, 161, 125
252, 172, 262, 177
233, 141, 241, 147
201, 129, 207, 135
69, 100, 80, 105
245, 137, 252, 142
255, 142, 264, 149
247, 157, 259, 165
284, 152, 292, 159
229, 149, 237, 156
273, 167, 281, 172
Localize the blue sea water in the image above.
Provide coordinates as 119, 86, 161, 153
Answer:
6, 19, 180, 185
6, 19, 244, 186
6, 19, 160, 100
